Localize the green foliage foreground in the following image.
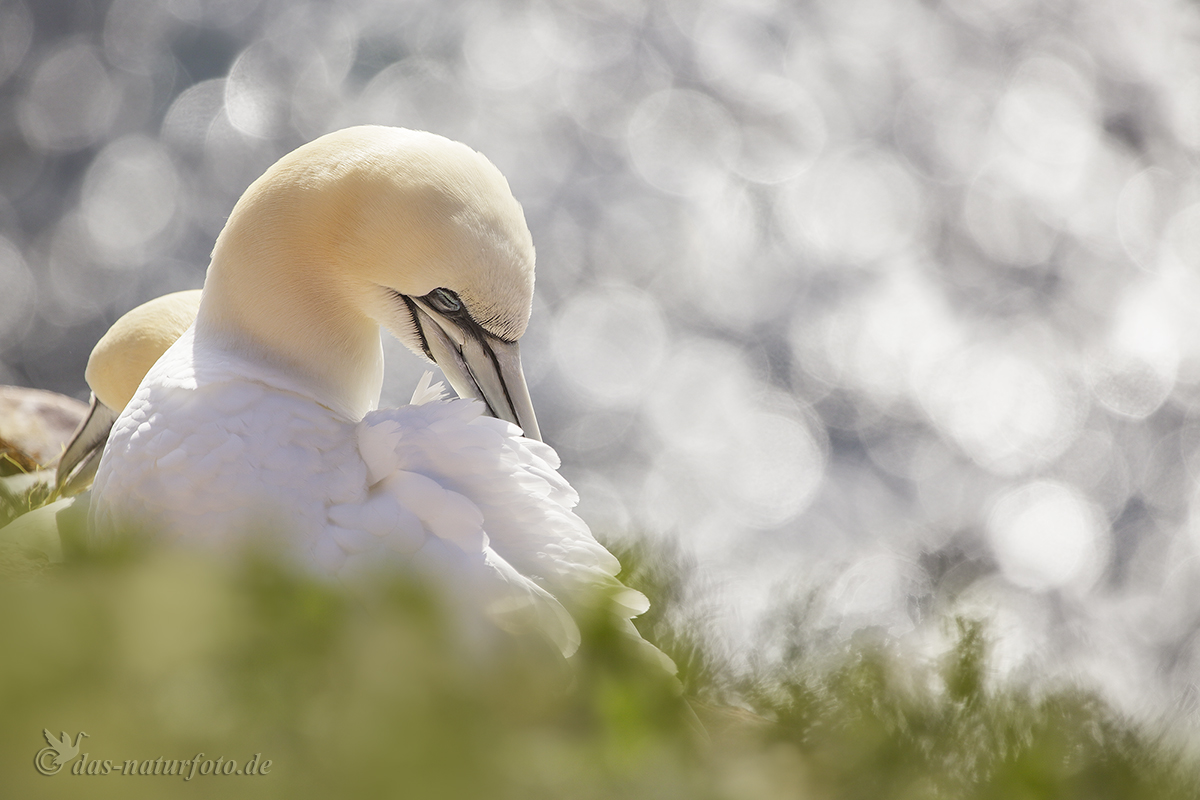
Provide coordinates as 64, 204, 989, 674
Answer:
0, 525, 1197, 799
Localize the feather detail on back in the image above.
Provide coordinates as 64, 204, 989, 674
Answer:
352, 396, 655, 658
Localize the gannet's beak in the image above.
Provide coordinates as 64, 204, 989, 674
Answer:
55, 394, 121, 496
409, 300, 542, 442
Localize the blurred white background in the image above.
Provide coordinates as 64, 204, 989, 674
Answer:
5, 0, 1200, 714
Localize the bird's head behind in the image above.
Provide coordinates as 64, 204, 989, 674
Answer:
87, 290, 203, 412
57, 290, 202, 495
198, 126, 541, 438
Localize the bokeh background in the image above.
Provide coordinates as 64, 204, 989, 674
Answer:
4, 0, 1200, 717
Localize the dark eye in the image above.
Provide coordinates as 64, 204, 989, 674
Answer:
426, 288, 462, 314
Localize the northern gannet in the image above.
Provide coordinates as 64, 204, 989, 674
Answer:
90, 127, 650, 657
57, 290, 202, 496
2, 290, 200, 561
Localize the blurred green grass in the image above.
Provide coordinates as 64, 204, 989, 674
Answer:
0, 499, 1198, 799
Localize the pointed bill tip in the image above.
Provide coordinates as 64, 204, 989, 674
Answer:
483, 338, 541, 442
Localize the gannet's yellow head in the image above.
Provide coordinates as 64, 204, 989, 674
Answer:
57, 290, 203, 495
197, 126, 541, 437
86, 290, 203, 411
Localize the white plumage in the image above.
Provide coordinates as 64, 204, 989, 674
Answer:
89, 127, 654, 659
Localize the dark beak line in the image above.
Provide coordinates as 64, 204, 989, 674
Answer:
398, 293, 541, 441
393, 292, 514, 422
477, 336, 519, 423
55, 394, 121, 496
457, 340, 500, 419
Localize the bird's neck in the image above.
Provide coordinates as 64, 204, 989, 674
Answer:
196, 244, 384, 421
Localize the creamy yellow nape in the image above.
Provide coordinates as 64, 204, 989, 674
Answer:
87, 290, 202, 411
